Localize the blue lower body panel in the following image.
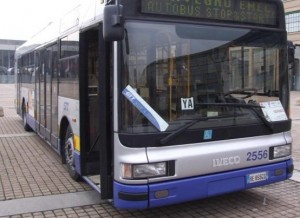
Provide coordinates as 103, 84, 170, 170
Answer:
26, 114, 36, 130
114, 160, 293, 209
74, 151, 81, 174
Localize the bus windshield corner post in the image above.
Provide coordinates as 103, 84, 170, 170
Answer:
103, 4, 124, 41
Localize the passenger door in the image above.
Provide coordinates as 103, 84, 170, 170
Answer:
36, 47, 52, 142
79, 25, 113, 199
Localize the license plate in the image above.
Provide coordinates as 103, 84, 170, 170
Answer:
247, 171, 268, 184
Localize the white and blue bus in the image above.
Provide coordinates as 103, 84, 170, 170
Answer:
16, 0, 293, 209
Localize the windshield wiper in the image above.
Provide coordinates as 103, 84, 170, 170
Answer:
160, 102, 273, 145
196, 103, 274, 132
160, 113, 247, 145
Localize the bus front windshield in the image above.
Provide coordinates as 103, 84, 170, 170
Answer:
121, 21, 286, 134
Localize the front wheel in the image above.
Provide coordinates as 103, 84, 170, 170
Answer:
64, 126, 80, 181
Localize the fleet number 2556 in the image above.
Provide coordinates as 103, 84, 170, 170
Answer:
247, 150, 268, 161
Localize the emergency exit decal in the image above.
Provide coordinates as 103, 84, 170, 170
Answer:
181, 97, 194, 110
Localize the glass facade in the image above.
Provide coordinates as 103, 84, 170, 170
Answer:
0, 50, 14, 70
0, 39, 25, 82
0, 40, 24, 70
286, 11, 300, 33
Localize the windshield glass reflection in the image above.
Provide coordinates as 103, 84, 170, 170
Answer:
121, 21, 285, 133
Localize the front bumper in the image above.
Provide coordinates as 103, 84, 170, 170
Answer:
113, 159, 293, 209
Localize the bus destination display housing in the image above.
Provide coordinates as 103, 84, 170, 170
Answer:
141, 0, 278, 26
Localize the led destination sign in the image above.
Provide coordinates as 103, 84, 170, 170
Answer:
141, 0, 278, 26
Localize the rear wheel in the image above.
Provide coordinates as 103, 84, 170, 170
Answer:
64, 126, 80, 181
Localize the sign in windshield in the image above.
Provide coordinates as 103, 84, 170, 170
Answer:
141, 0, 278, 26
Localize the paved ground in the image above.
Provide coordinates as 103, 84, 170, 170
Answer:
1, 84, 300, 217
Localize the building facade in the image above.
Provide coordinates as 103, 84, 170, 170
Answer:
0, 39, 24, 72
285, 0, 300, 43
0, 39, 24, 83
284, 0, 300, 57
283, 0, 300, 90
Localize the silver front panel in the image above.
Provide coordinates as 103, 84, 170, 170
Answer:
114, 131, 291, 185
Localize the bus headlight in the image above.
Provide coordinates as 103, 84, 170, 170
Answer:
122, 162, 167, 179
271, 144, 291, 159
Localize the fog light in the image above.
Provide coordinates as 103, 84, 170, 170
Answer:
273, 144, 291, 159
155, 190, 169, 199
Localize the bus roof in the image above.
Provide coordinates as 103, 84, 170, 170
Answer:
16, 0, 286, 57
16, 0, 106, 57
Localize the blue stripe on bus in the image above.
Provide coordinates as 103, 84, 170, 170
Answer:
113, 160, 293, 209
74, 151, 81, 174
26, 113, 36, 130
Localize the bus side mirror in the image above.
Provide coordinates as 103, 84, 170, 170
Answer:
103, 5, 124, 41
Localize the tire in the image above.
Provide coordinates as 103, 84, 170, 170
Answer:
22, 104, 32, 132
64, 126, 80, 181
